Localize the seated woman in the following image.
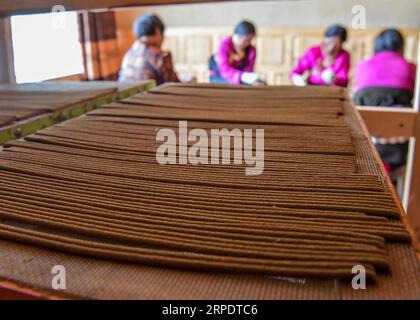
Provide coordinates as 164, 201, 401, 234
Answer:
354, 29, 417, 175
212, 20, 260, 85
354, 29, 416, 106
118, 14, 180, 85
291, 25, 350, 87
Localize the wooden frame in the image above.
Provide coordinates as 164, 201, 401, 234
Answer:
0, 279, 64, 300
357, 107, 420, 241
357, 107, 418, 138
0, 80, 155, 145
0, 17, 15, 83
405, 31, 420, 240
45, 74, 83, 81
0, 0, 239, 16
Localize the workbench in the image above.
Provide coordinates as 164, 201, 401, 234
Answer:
0, 83, 419, 299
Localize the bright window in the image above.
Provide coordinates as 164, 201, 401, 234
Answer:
11, 12, 84, 83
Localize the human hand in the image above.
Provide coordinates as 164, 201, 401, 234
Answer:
241, 72, 259, 85
291, 74, 307, 86
321, 69, 336, 84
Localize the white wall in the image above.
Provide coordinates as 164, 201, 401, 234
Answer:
116, 0, 420, 29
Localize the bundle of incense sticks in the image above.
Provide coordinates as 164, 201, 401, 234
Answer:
0, 89, 113, 124
0, 84, 410, 282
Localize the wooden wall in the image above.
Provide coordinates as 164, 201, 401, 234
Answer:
0, 17, 15, 83
116, 27, 419, 89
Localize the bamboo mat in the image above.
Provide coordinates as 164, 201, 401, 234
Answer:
0, 84, 419, 299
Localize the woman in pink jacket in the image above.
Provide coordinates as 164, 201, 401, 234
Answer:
354, 29, 417, 176
354, 29, 416, 102
212, 20, 259, 85
291, 25, 350, 87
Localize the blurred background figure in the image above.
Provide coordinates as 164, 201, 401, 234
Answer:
118, 13, 180, 85
210, 20, 261, 85
354, 29, 416, 106
291, 24, 350, 87
354, 28, 417, 181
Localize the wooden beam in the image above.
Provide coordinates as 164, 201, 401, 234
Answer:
0, 17, 15, 83
357, 106, 417, 138
0, 0, 239, 16
406, 113, 420, 240
0, 80, 155, 145
414, 32, 420, 110
404, 30, 420, 242
357, 104, 420, 242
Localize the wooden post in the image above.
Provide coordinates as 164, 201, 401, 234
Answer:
406, 114, 420, 240
0, 16, 15, 84
403, 31, 420, 241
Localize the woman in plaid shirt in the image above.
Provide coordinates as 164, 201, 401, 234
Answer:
118, 14, 180, 85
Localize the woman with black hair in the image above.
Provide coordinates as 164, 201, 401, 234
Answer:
212, 20, 260, 85
291, 24, 350, 87
354, 29, 417, 177
354, 28, 416, 104
119, 14, 180, 85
